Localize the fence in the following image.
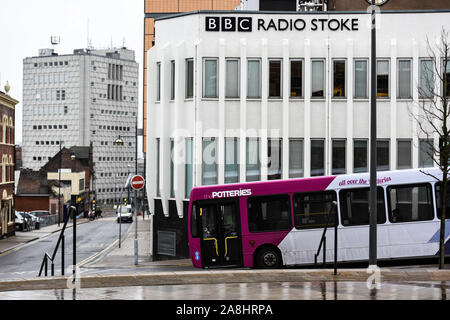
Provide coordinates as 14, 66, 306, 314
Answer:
38, 214, 60, 228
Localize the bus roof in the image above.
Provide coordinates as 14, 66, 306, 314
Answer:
189, 167, 441, 202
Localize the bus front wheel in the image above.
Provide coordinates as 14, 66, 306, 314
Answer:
255, 246, 282, 269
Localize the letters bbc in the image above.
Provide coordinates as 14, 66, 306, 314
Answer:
205, 17, 252, 32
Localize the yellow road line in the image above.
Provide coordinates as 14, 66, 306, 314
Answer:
76, 239, 119, 268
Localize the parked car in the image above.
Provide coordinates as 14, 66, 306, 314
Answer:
25, 212, 41, 229
28, 210, 51, 218
116, 204, 133, 223
15, 212, 31, 231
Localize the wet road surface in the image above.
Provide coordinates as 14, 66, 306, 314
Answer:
0, 281, 448, 300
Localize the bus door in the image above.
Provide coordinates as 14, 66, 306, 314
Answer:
198, 200, 242, 267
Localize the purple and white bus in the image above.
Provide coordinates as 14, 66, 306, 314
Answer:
188, 167, 450, 269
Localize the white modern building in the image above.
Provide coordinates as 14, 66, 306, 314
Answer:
22, 47, 139, 204
146, 9, 450, 257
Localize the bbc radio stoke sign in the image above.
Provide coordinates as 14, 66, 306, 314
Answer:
205, 16, 360, 33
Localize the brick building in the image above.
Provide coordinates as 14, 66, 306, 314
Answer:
16, 146, 93, 218
0, 82, 17, 238
42, 146, 93, 217
15, 169, 50, 212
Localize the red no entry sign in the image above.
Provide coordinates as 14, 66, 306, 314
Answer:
130, 175, 145, 191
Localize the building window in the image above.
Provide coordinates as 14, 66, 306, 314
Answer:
444, 59, 450, 97
354, 59, 368, 98
268, 60, 282, 98
203, 58, 218, 98
311, 60, 325, 98
397, 140, 412, 169
268, 138, 282, 180
354, 140, 368, 173
202, 138, 217, 185
289, 139, 304, 178
185, 138, 193, 198
225, 59, 239, 98
398, 59, 412, 99
170, 60, 175, 101
225, 138, 239, 183
332, 140, 346, 175
333, 60, 346, 98
311, 139, 325, 176
419, 139, 434, 167
186, 59, 194, 99
246, 138, 260, 182
377, 60, 389, 98
156, 62, 161, 101
247, 59, 261, 98
377, 140, 390, 171
419, 59, 434, 99
290, 60, 303, 98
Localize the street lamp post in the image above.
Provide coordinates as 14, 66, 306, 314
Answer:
58, 140, 62, 226
114, 135, 139, 265
70, 153, 77, 280
369, 0, 378, 267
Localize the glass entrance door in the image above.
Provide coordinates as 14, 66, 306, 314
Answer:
198, 200, 242, 267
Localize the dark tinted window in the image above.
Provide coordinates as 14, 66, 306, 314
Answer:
435, 182, 450, 220
260, 0, 296, 11
387, 184, 434, 223
247, 194, 292, 233
191, 204, 199, 238
269, 60, 281, 97
290, 60, 303, 97
340, 187, 386, 226
294, 191, 337, 229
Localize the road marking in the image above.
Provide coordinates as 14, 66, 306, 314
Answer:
76, 239, 119, 268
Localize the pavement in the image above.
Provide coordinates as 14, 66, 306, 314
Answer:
79, 214, 153, 268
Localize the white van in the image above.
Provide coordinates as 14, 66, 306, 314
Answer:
116, 204, 133, 223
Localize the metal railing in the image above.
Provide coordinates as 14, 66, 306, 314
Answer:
314, 201, 338, 275
39, 214, 59, 228
38, 210, 71, 277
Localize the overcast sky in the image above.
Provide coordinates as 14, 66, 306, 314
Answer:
0, 0, 144, 156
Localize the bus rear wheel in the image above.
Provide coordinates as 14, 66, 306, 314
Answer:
255, 246, 282, 269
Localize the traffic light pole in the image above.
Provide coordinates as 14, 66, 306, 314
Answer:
72, 204, 77, 281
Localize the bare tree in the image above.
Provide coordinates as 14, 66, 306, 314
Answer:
410, 28, 449, 269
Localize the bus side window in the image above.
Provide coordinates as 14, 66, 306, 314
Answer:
294, 191, 337, 229
435, 182, 450, 220
387, 183, 434, 223
339, 187, 386, 226
247, 194, 292, 233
